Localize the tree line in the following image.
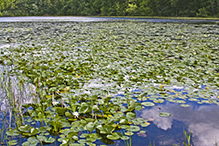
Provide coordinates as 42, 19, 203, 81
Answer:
0, 0, 219, 17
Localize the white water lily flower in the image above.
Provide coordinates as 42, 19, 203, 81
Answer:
124, 75, 130, 81
73, 112, 79, 118
63, 140, 68, 144
52, 101, 59, 106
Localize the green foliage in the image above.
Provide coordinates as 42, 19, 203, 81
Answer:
1, 0, 219, 17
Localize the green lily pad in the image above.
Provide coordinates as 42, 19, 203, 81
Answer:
175, 100, 186, 103
159, 112, 171, 117
140, 122, 150, 127
188, 98, 199, 102
126, 112, 136, 120
125, 132, 134, 136
139, 130, 146, 134
85, 122, 95, 131
121, 136, 130, 140
45, 137, 56, 143
8, 140, 18, 146
6, 129, 20, 136
141, 102, 155, 107
180, 104, 190, 107
128, 125, 140, 132
106, 132, 121, 140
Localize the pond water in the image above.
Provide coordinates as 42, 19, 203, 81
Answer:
1, 81, 219, 145
0, 17, 219, 146
138, 100, 219, 146
0, 16, 219, 23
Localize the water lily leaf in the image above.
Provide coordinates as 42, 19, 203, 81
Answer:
22, 141, 31, 146
135, 105, 142, 111
140, 122, 150, 127
153, 99, 164, 103
69, 143, 81, 146
126, 112, 136, 120
85, 122, 95, 131
120, 118, 129, 124
128, 125, 140, 132
45, 137, 56, 143
106, 132, 121, 140
121, 136, 130, 140
85, 142, 94, 145
79, 133, 89, 138
78, 139, 87, 144
6, 129, 20, 136
18, 125, 30, 132
55, 107, 67, 116
139, 130, 146, 133
136, 118, 147, 123
141, 102, 155, 107
8, 140, 17, 145
37, 135, 47, 141
188, 98, 199, 102
125, 132, 134, 136
79, 103, 91, 114
159, 112, 171, 117
72, 136, 79, 141
180, 104, 190, 107
120, 125, 130, 129
175, 100, 186, 103
28, 137, 39, 143
201, 100, 210, 103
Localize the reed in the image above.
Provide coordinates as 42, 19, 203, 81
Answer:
0, 64, 38, 145
183, 128, 192, 146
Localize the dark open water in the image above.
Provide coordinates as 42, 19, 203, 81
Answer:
0, 16, 219, 24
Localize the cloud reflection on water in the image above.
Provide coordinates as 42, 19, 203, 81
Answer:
141, 102, 219, 146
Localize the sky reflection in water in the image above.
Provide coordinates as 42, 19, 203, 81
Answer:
139, 101, 219, 146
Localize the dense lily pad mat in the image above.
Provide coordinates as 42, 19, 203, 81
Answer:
0, 21, 219, 145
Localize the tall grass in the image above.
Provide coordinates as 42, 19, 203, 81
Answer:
0, 64, 37, 145
183, 128, 192, 146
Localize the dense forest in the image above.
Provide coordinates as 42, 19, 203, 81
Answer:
0, 0, 219, 17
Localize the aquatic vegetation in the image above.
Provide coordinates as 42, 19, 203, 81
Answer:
0, 20, 218, 145
183, 130, 192, 146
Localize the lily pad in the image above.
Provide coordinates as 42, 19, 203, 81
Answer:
106, 132, 121, 140
180, 104, 190, 107
128, 125, 140, 132
141, 102, 155, 107
125, 132, 134, 136
159, 112, 171, 117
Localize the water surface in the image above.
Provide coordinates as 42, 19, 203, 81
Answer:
0, 16, 219, 23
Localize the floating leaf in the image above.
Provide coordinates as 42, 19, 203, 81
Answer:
188, 98, 199, 102
128, 125, 140, 132
153, 99, 164, 103
141, 102, 155, 107
121, 136, 130, 140
126, 112, 136, 120
175, 100, 186, 104
106, 132, 121, 140
8, 140, 18, 146
6, 129, 20, 136
45, 137, 56, 143
141, 122, 150, 127
180, 104, 190, 107
159, 112, 171, 117
125, 132, 134, 136
139, 130, 146, 134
